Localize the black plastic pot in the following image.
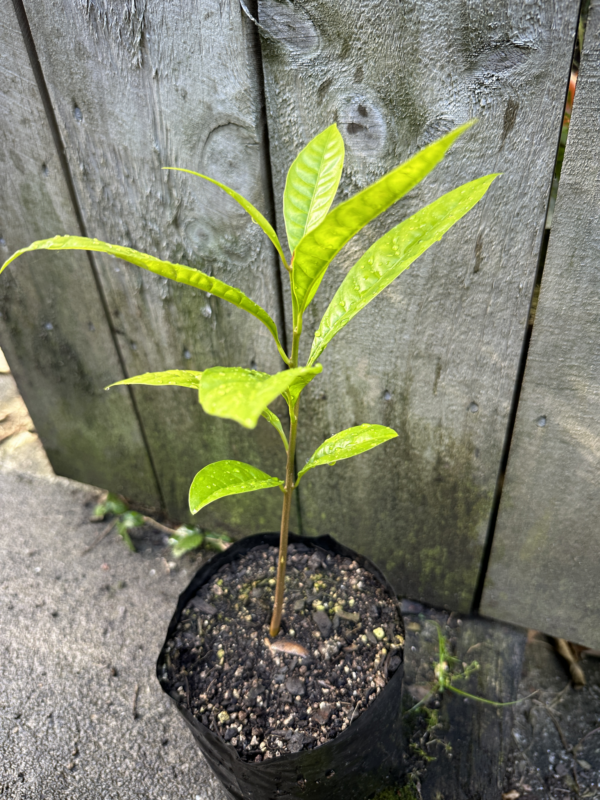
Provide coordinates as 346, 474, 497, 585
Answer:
157, 533, 405, 800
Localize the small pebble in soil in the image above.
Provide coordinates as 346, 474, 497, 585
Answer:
161, 544, 404, 760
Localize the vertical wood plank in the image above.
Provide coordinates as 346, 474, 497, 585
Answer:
258, 0, 579, 609
481, 0, 600, 650
0, 0, 160, 505
20, 0, 293, 530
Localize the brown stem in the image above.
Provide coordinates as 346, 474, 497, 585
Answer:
270, 327, 301, 638
269, 401, 298, 637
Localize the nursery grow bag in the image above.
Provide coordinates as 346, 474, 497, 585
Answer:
157, 532, 405, 800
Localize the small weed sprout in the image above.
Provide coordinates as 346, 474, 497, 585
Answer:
406, 623, 534, 716
1, 122, 498, 636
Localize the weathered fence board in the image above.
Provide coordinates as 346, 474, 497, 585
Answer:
19, 0, 294, 530
258, 0, 579, 610
0, 0, 160, 504
481, 0, 600, 650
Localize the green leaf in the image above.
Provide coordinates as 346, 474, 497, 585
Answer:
261, 408, 289, 451
169, 525, 204, 558
309, 174, 499, 365
94, 492, 129, 518
292, 120, 476, 313
284, 124, 345, 254
297, 424, 398, 482
106, 369, 203, 391
0, 236, 289, 365
189, 460, 283, 515
285, 368, 322, 408
163, 168, 289, 270
116, 520, 136, 552
199, 365, 322, 429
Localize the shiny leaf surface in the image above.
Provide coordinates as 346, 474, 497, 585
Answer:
285, 364, 323, 408
189, 460, 283, 514
106, 369, 202, 391
309, 174, 499, 365
164, 168, 289, 269
199, 365, 321, 429
283, 124, 344, 254
261, 408, 289, 451
297, 424, 398, 481
0, 236, 288, 363
292, 121, 476, 313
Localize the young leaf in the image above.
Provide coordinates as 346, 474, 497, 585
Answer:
261, 408, 289, 451
163, 168, 289, 270
309, 174, 499, 365
189, 460, 283, 514
94, 491, 128, 518
292, 120, 476, 313
106, 369, 203, 391
297, 424, 398, 482
283, 124, 345, 254
199, 365, 322, 429
285, 368, 323, 409
0, 236, 289, 365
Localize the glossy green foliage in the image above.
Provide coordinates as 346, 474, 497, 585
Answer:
286, 367, 323, 408
0, 235, 288, 364
309, 174, 499, 364
116, 510, 144, 552
199, 365, 322, 429
297, 424, 398, 482
164, 168, 289, 270
189, 460, 283, 514
291, 120, 476, 314
283, 124, 344, 255
169, 525, 204, 558
261, 408, 288, 451
107, 369, 203, 391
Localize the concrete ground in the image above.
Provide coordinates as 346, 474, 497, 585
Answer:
0, 468, 228, 800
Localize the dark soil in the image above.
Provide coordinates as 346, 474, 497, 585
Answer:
161, 542, 404, 761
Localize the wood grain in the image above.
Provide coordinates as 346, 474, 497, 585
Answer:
481, 0, 600, 649
21, 0, 293, 529
0, 0, 160, 504
258, 0, 579, 609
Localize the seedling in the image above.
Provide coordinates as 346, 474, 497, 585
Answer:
1, 122, 498, 637
405, 622, 530, 715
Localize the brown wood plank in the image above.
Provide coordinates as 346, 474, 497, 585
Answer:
401, 605, 526, 799
257, 0, 579, 610
0, 0, 160, 505
20, 0, 293, 530
481, 0, 600, 650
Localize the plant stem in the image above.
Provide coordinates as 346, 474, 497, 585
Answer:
270, 328, 300, 637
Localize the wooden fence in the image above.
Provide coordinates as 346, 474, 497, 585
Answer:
1, 0, 598, 647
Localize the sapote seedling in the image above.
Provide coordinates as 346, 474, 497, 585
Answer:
1, 120, 498, 637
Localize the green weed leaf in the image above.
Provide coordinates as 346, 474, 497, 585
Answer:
189, 460, 283, 514
199, 365, 322, 429
164, 168, 289, 270
284, 124, 344, 254
309, 174, 499, 364
106, 369, 203, 391
0, 236, 288, 364
115, 511, 143, 552
297, 424, 398, 481
169, 525, 204, 558
292, 121, 476, 313
261, 408, 289, 451
93, 491, 128, 518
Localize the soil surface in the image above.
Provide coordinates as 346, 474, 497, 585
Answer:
161, 542, 404, 761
